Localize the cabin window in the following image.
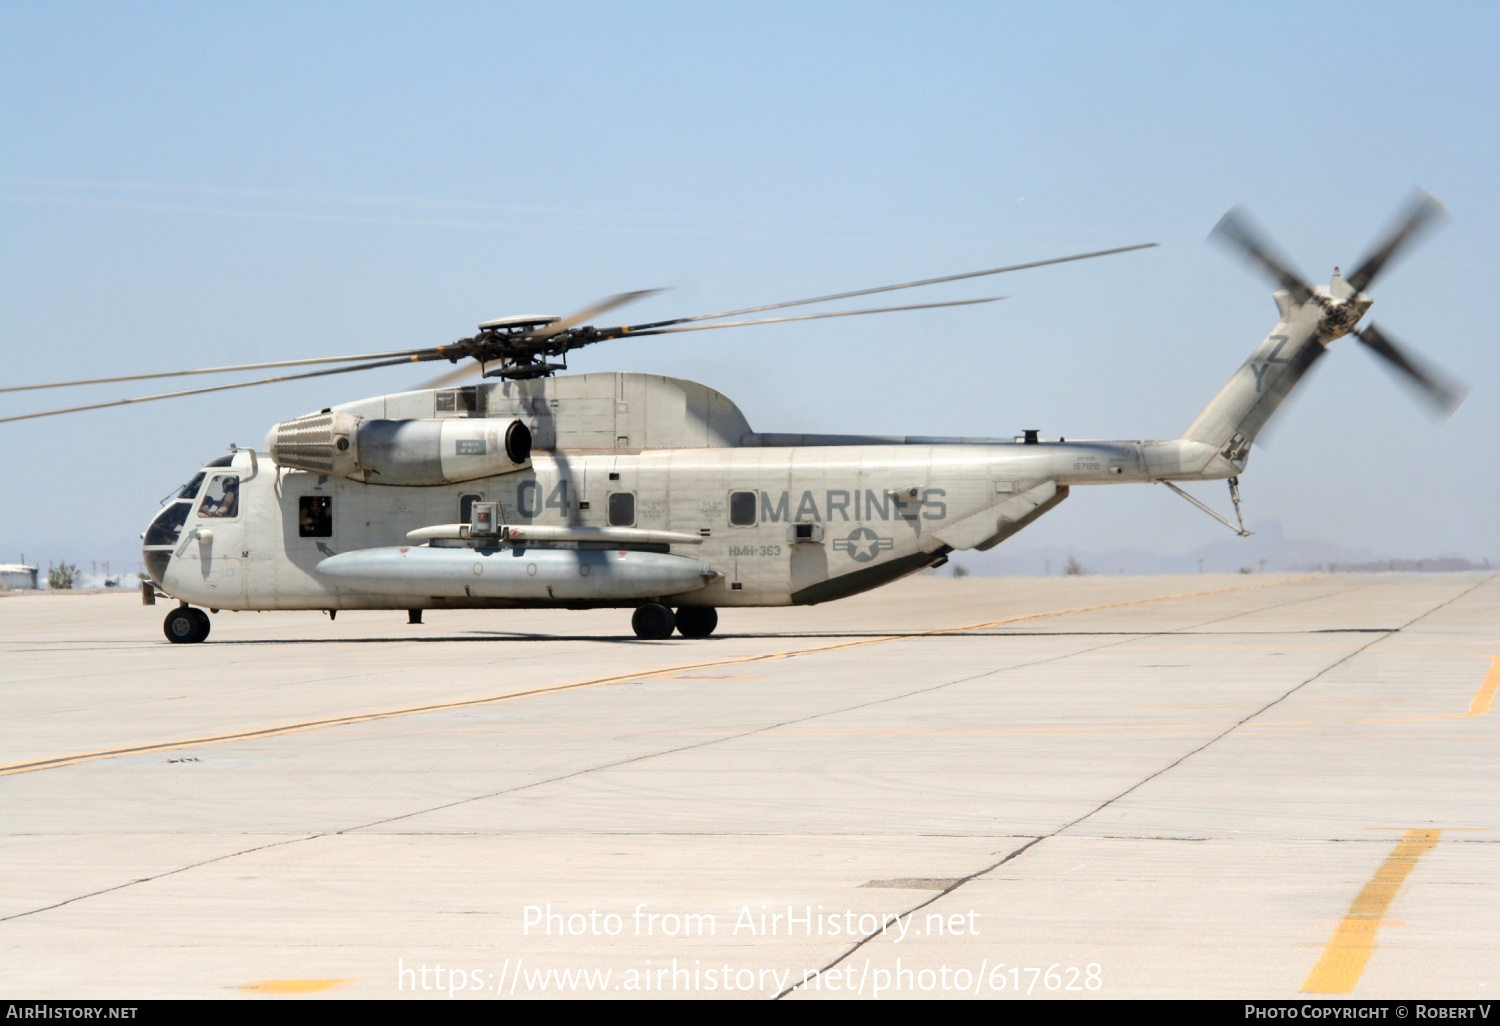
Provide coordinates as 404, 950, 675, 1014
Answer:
197, 475, 240, 519
729, 490, 757, 527
299, 495, 333, 537
608, 492, 635, 527
459, 493, 482, 524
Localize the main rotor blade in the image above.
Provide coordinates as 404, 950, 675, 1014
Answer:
602, 244, 1154, 336
1353, 323, 1467, 419
1345, 190, 1447, 294
0, 348, 449, 395
1210, 206, 1314, 302
0, 356, 422, 425
419, 361, 485, 391
524, 289, 663, 342
616, 297, 1000, 336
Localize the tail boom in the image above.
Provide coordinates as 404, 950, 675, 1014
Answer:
1181, 292, 1329, 463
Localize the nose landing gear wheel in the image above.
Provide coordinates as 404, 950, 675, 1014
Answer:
164, 607, 210, 644
631, 602, 676, 640
675, 606, 718, 638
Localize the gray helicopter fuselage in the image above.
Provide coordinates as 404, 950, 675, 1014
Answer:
141, 370, 1243, 613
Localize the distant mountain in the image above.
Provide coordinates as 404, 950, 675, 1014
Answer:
950, 520, 1493, 577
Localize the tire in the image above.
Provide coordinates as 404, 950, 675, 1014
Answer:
164, 607, 202, 644
189, 607, 211, 642
631, 602, 675, 640
675, 606, 718, 638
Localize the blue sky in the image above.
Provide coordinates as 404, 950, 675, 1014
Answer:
2, 2, 1496, 566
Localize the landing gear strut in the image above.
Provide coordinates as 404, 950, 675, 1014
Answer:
631, 602, 675, 640
164, 606, 210, 644
675, 606, 718, 638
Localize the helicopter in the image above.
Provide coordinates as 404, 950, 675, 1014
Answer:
1, 194, 1465, 643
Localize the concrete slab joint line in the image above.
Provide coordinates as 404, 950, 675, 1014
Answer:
1302, 830, 1443, 994
3, 572, 1488, 976
0, 575, 1310, 778
0, 834, 320, 924
775, 573, 1496, 999
311, 577, 1366, 837
0, 575, 1353, 927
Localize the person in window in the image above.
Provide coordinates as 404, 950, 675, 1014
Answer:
299, 495, 332, 537
199, 477, 239, 518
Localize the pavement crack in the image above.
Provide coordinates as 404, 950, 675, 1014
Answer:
338, 580, 1302, 833
336, 641, 1133, 834
4, 574, 1453, 934
773, 573, 1490, 998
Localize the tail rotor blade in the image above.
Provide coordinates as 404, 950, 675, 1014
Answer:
1210, 206, 1315, 302
1346, 191, 1447, 294
1354, 323, 1467, 418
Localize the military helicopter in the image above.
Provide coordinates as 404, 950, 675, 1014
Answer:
2, 194, 1465, 643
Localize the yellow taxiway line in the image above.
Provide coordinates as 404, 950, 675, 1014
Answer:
0, 577, 1309, 778
1360, 654, 1500, 724
1467, 654, 1500, 715
1302, 829, 1442, 994
239, 979, 353, 994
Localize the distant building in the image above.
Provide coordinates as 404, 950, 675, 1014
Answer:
0, 564, 39, 590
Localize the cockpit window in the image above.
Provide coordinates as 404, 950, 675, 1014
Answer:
144, 501, 192, 546
198, 475, 240, 519
205, 455, 235, 468
175, 472, 206, 501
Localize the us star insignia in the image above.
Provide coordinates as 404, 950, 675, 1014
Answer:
832, 527, 894, 563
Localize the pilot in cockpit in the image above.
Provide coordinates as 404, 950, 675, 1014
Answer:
199, 476, 239, 518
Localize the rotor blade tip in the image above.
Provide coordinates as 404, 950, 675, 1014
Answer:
1414, 188, 1448, 214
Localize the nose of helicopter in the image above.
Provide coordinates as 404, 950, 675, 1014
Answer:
141, 456, 233, 586
141, 500, 190, 586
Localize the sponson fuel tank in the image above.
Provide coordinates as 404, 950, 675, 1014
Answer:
266, 412, 532, 485
315, 546, 717, 602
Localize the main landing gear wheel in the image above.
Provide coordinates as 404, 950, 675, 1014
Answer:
164, 606, 210, 644
675, 606, 717, 638
631, 602, 675, 640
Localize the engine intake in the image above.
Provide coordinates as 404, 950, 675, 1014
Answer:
267, 411, 358, 476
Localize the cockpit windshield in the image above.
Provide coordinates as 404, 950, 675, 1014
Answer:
144, 501, 192, 546
175, 472, 206, 501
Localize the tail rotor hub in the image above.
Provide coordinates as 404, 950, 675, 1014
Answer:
1210, 191, 1465, 418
